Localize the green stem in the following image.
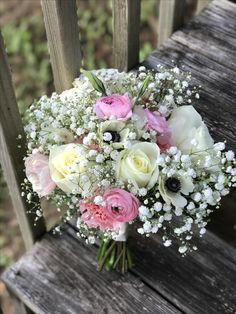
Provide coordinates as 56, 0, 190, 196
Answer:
126, 246, 134, 268
98, 240, 116, 272
113, 245, 124, 269
97, 239, 110, 264
106, 246, 116, 271
122, 242, 126, 274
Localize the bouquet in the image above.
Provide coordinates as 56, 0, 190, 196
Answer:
23, 66, 236, 273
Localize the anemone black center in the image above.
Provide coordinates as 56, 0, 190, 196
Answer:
165, 177, 181, 193
104, 130, 121, 143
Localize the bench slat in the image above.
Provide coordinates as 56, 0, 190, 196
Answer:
2, 225, 181, 314
158, 0, 186, 47
41, 0, 81, 93
129, 230, 236, 314
0, 32, 46, 250
112, 0, 140, 72
67, 220, 236, 314
196, 0, 212, 14
143, 38, 236, 147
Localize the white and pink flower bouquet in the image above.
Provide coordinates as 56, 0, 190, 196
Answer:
23, 66, 236, 273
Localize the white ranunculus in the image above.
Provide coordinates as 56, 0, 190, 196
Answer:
49, 143, 91, 193
116, 142, 160, 189
168, 105, 214, 154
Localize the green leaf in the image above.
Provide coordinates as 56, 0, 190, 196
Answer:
135, 74, 150, 103
81, 69, 107, 95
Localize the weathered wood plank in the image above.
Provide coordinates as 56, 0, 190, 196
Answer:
158, 0, 186, 47
142, 38, 236, 150
196, 0, 212, 14
171, 0, 236, 71
129, 229, 236, 314
207, 0, 236, 20
2, 225, 181, 314
67, 220, 236, 314
196, 2, 236, 43
112, 0, 140, 72
41, 0, 81, 93
0, 32, 46, 250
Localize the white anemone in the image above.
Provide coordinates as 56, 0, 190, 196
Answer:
99, 120, 130, 148
159, 175, 194, 208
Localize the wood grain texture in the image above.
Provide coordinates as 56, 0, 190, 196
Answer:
0, 32, 46, 250
112, 0, 140, 72
158, 0, 186, 47
2, 225, 181, 314
143, 39, 236, 149
41, 0, 81, 93
196, 0, 212, 14
142, 0, 236, 151
128, 228, 236, 314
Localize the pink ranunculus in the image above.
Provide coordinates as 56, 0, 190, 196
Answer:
25, 153, 56, 197
103, 188, 139, 223
80, 188, 139, 231
94, 94, 132, 121
144, 108, 175, 152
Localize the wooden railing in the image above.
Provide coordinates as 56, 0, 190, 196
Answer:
0, 0, 212, 250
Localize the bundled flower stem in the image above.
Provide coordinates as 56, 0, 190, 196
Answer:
97, 239, 134, 273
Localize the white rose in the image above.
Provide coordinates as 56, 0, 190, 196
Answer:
49, 143, 91, 193
168, 105, 214, 154
116, 142, 160, 189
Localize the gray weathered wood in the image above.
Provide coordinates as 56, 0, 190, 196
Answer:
2, 224, 181, 314
158, 0, 186, 47
41, 0, 81, 93
0, 32, 46, 250
196, 0, 212, 14
142, 0, 236, 151
72, 220, 236, 314
112, 0, 140, 72
143, 42, 236, 150
129, 229, 236, 314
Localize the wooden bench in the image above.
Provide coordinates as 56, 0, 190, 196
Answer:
1, 0, 236, 313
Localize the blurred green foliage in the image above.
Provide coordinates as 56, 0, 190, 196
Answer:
2, 0, 157, 113
2, 15, 53, 115
78, 0, 157, 68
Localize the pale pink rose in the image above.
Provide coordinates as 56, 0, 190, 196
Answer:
94, 94, 132, 121
25, 153, 56, 197
80, 188, 139, 231
144, 108, 174, 152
